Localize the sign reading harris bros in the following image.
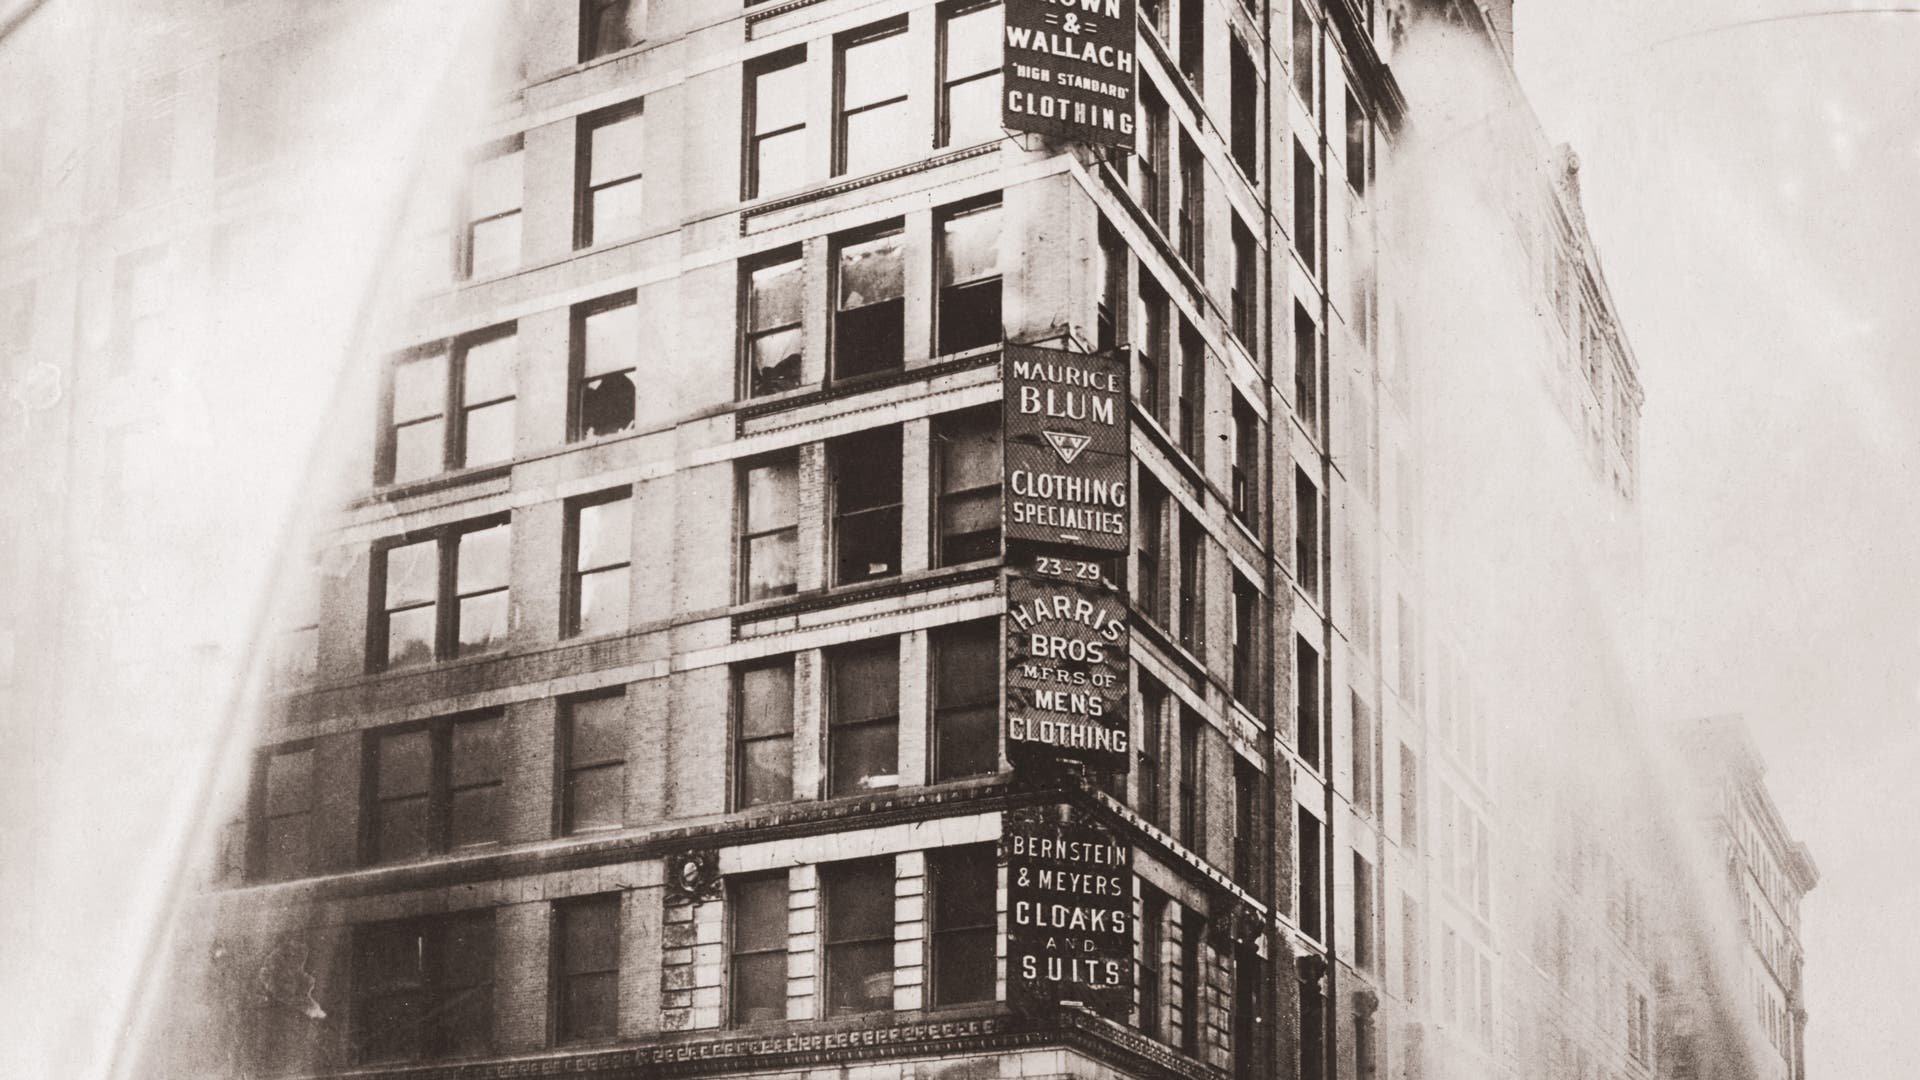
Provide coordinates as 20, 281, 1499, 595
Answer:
1005, 574, 1130, 773
1002, 0, 1138, 149
1003, 343, 1129, 554
1005, 804, 1133, 1021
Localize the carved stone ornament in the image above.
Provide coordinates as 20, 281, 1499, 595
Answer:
665, 849, 722, 905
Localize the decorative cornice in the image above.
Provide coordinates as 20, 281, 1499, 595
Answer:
739, 143, 1001, 235
733, 348, 1003, 429
731, 562, 1002, 631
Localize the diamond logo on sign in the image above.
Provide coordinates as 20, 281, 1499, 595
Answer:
1042, 430, 1092, 465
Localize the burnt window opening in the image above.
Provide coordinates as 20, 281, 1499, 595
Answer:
939, 1, 1003, 149
353, 911, 494, 1064
1177, 514, 1203, 654
1141, 888, 1168, 1038
1137, 280, 1170, 428
565, 489, 633, 640
1291, 0, 1319, 110
1295, 635, 1322, 769
1293, 140, 1319, 276
1229, 37, 1258, 177
928, 844, 997, 1005
1232, 218, 1258, 343
372, 518, 511, 671
250, 743, 314, 882
1137, 86, 1170, 228
827, 637, 900, 796
1351, 689, 1376, 818
745, 49, 808, 199
835, 21, 911, 177
364, 712, 504, 865
1354, 852, 1376, 972
1179, 906, 1204, 1055
822, 859, 896, 1015
1178, 136, 1205, 271
934, 407, 1002, 565
577, 102, 645, 248
740, 455, 799, 601
1298, 807, 1324, 940
734, 658, 795, 808
1096, 221, 1126, 354
1233, 758, 1258, 883
830, 426, 903, 584
937, 199, 1003, 356
1137, 676, 1167, 826
1177, 319, 1205, 460
730, 874, 790, 1024
572, 293, 642, 439
560, 691, 627, 835
1137, 474, 1170, 623
932, 621, 999, 781
1176, 0, 1204, 86
1346, 88, 1370, 196
581, 0, 644, 61
1231, 573, 1258, 707
1231, 392, 1260, 528
1178, 707, 1204, 850
554, 894, 621, 1043
743, 249, 804, 397
1295, 467, 1321, 601
833, 226, 905, 380
1294, 302, 1321, 439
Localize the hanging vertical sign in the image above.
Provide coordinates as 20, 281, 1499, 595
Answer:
1005, 803, 1133, 1021
1005, 573, 1131, 773
1002, 0, 1138, 149
1003, 343, 1130, 554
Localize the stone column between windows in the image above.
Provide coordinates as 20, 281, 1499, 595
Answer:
318, 546, 372, 680
892, 851, 927, 1011
796, 443, 829, 593
632, 475, 677, 624
660, 893, 723, 1032
994, 860, 1009, 1004
667, 666, 727, 818
901, 210, 934, 367
899, 416, 933, 575
786, 864, 819, 1021
622, 875, 665, 1037
515, 307, 571, 454
520, 120, 575, 266
791, 650, 823, 802
511, 501, 565, 650
896, 629, 929, 787
495, 901, 549, 1053
502, 696, 556, 844
626, 675, 668, 826
311, 731, 362, 874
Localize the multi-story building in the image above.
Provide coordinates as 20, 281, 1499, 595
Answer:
0, 3, 1800, 1080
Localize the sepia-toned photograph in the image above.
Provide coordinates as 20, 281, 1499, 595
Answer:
0, 1, 1911, 1078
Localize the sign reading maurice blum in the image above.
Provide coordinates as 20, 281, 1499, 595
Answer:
1003, 343, 1130, 554
1006, 574, 1130, 773
1002, 0, 1138, 149
1005, 803, 1133, 1020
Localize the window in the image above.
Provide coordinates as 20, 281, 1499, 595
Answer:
937, 199, 1003, 355
365, 712, 504, 864
581, 0, 644, 60
1097, 222, 1126, 353
1229, 38, 1258, 176
1231, 218, 1258, 342
933, 622, 998, 780
567, 490, 631, 638
572, 293, 641, 439
1353, 853, 1375, 972
372, 518, 510, 670
836, 22, 912, 176
1177, 320, 1205, 459
929, 844, 996, 1005
740, 455, 799, 600
1137, 475, 1169, 622
831, 426, 903, 584
1402, 893, 1423, 1003
1397, 595, 1419, 702
823, 859, 895, 1015
1293, 140, 1318, 274
1294, 468, 1321, 600
115, 246, 174, 372
561, 691, 627, 834
1176, 0, 1204, 85
1232, 945, 1262, 1080
1178, 708, 1204, 850
1299, 977, 1325, 1078
1137, 87, 1169, 227
735, 659, 795, 808
354, 912, 493, 1063
828, 638, 899, 795
463, 139, 523, 279
730, 874, 789, 1024
833, 224, 906, 379
1141, 888, 1167, 1038
934, 408, 1002, 565
578, 103, 645, 247
1294, 302, 1321, 438
1345, 88, 1369, 195
940, 2, 1003, 148
1231, 393, 1259, 527
273, 562, 322, 686
1177, 515, 1203, 654
120, 72, 177, 206
381, 327, 517, 485
745, 50, 808, 198
1231, 573, 1258, 707
1179, 907, 1204, 1054
1137, 676, 1167, 825
1233, 759, 1258, 883
1291, 0, 1319, 109
1298, 807, 1323, 939
1399, 746, 1420, 851
554, 895, 620, 1043
1137, 279, 1169, 427
1177, 137, 1204, 270
251, 743, 314, 881
1351, 690, 1375, 817
741, 250, 804, 397
1295, 635, 1321, 769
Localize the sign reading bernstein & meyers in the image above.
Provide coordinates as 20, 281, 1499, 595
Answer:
1003, 343, 1130, 553
1006, 574, 1130, 773
1002, 0, 1138, 149
1005, 803, 1133, 1021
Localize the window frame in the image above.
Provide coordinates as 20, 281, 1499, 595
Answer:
569, 291, 642, 441
739, 453, 801, 602
249, 740, 316, 882
935, 196, 1005, 357
351, 910, 495, 1064
740, 245, 805, 398
833, 19, 912, 178
733, 657, 796, 809
831, 221, 908, 382
377, 325, 519, 486
932, 406, 1003, 567
361, 711, 506, 866
729, 872, 791, 1025
460, 137, 524, 281
826, 637, 901, 797
552, 893, 622, 1044
576, 100, 646, 249
369, 516, 512, 671
580, 0, 644, 62
821, 858, 897, 1016
743, 47, 808, 200
931, 620, 1000, 781
937, 0, 1004, 149
559, 689, 629, 835
829, 426, 904, 586
564, 487, 633, 639
927, 844, 997, 1006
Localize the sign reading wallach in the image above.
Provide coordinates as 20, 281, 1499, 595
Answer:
1003, 343, 1130, 554
1002, 0, 1138, 149
1005, 803, 1133, 1021
1006, 574, 1130, 773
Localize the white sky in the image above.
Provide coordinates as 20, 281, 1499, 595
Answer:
1515, 2, 1920, 1074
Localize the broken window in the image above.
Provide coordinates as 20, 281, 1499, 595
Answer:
567, 489, 632, 638
827, 637, 899, 796
579, 102, 645, 246
735, 658, 795, 807
937, 198, 1002, 355
740, 455, 799, 601
833, 225, 905, 380
743, 249, 803, 397
934, 407, 1002, 565
746, 49, 809, 198
573, 293, 640, 438
1232, 217, 1258, 342
581, 0, 645, 61
830, 426, 902, 584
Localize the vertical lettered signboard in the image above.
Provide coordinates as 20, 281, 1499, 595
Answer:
1002, 0, 1138, 149
1005, 803, 1134, 1020
1003, 343, 1130, 554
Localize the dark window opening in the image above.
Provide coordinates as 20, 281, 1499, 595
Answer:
1178, 137, 1204, 270
554, 895, 621, 1043
735, 658, 795, 808
1177, 0, 1204, 85
1137, 88, 1169, 227
1137, 475, 1169, 623
935, 408, 1003, 565
1233, 759, 1258, 884
1177, 515, 1203, 654
1137, 677, 1167, 826
933, 622, 999, 780
1097, 222, 1126, 354
1229, 38, 1258, 176
1178, 708, 1204, 850
1293, 140, 1318, 274
1232, 573, 1259, 708
581, 0, 644, 61
730, 873, 789, 1025
561, 691, 627, 835
250, 743, 314, 882
1294, 302, 1321, 439
353, 912, 494, 1064
743, 249, 804, 396
833, 226, 905, 379
831, 426, 903, 584
365, 712, 503, 865
572, 293, 641, 438
1177, 320, 1205, 460
1345, 88, 1369, 195
1138, 280, 1169, 427
1141, 888, 1167, 1038
1298, 808, 1324, 940
929, 844, 996, 1005
828, 638, 900, 796
1294, 468, 1321, 600
937, 199, 1003, 356
1231, 393, 1260, 527
823, 859, 895, 1015
1295, 635, 1322, 769
1179, 907, 1204, 1055
1353, 853, 1375, 972
1231, 218, 1258, 342
381, 327, 517, 485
